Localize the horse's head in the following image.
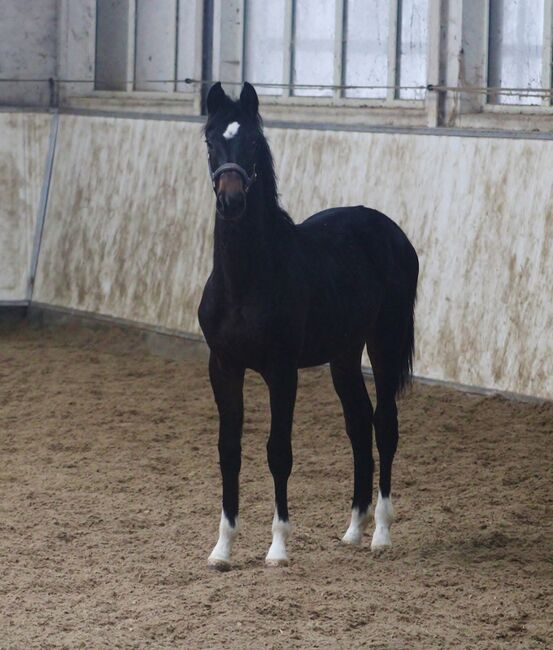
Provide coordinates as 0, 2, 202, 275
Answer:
204, 82, 260, 221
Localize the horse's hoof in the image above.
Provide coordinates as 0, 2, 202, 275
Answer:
208, 556, 231, 571
341, 508, 371, 546
341, 532, 363, 546
265, 557, 289, 567
371, 545, 392, 557
371, 528, 392, 553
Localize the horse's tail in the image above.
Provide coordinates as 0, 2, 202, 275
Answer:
396, 243, 419, 396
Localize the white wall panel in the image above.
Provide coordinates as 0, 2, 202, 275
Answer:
488, 0, 545, 105
244, 0, 286, 95
34, 115, 553, 399
176, 0, 203, 93
0, 112, 52, 301
293, 0, 336, 97
34, 115, 213, 334
272, 128, 552, 399
0, 0, 58, 106
135, 0, 177, 92
58, 0, 96, 101
398, 0, 428, 99
344, 0, 389, 99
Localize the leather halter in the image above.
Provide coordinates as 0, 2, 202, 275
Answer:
208, 158, 257, 193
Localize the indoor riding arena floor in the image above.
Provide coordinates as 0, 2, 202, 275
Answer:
1, 323, 552, 650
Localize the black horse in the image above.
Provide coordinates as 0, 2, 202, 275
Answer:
199, 82, 419, 569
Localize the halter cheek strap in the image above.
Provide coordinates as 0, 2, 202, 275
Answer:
208, 158, 257, 192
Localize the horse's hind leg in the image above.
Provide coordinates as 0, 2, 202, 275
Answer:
330, 349, 374, 546
370, 369, 398, 550
368, 249, 417, 551
367, 334, 403, 550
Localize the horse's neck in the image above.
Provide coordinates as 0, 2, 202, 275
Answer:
213, 199, 275, 301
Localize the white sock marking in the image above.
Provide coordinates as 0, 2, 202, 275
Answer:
223, 121, 240, 139
342, 506, 371, 545
208, 511, 239, 568
265, 510, 291, 566
371, 491, 394, 550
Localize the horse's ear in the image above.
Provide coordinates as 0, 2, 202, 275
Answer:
207, 82, 227, 115
240, 82, 259, 117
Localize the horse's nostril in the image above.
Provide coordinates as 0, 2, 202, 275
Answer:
228, 193, 245, 209
217, 192, 246, 218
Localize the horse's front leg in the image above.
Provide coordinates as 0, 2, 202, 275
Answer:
207, 353, 245, 570
262, 360, 298, 566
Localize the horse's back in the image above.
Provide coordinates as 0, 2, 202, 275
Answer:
297, 205, 418, 281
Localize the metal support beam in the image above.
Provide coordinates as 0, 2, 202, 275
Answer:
387, 0, 400, 101
28, 112, 59, 301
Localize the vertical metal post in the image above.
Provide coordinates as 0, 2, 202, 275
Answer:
282, 0, 294, 97
387, 0, 400, 101
483, 0, 493, 105
201, 0, 214, 112
237, 0, 245, 89
174, 0, 180, 92
57, 0, 68, 101
242, 0, 248, 82
542, 0, 553, 106
28, 113, 59, 302
127, 0, 137, 92
426, 0, 443, 126
333, 0, 346, 99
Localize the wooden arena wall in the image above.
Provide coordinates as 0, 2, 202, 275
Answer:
0, 112, 52, 303
5, 112, 551, 399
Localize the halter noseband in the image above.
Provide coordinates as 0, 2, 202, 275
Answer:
208, 159, 257, 193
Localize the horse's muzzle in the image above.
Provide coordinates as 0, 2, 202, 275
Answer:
216, 190, 246, 220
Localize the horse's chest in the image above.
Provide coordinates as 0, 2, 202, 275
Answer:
217, 308, 257, 343
203, 304, 269, 363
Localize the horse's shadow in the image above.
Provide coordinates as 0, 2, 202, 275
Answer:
420, 528, 553, 576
